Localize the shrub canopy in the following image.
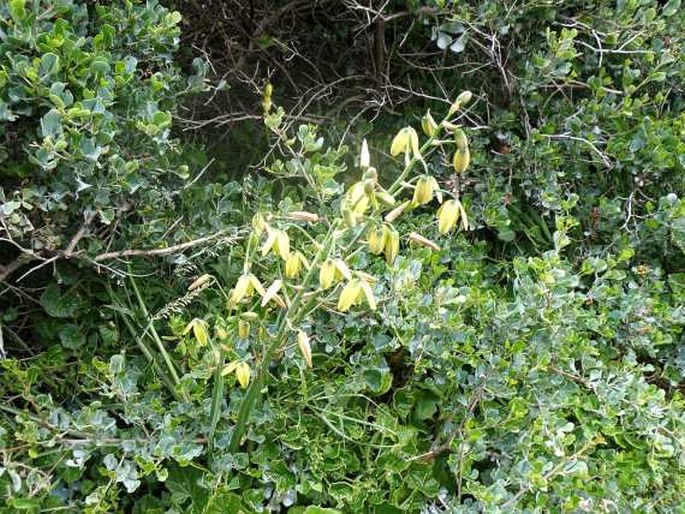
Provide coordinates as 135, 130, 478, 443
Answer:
1, 1, 685, 512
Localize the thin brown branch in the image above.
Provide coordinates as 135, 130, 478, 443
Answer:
93, 230, 243, 262
0, 253, 34, 283
63, 213, 94, 258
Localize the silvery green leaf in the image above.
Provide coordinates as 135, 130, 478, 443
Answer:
450, 33, 467, 53
436, 32, 452, 50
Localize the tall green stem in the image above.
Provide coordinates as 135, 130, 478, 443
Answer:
119, 313, 181, 401
128, 273, 181, 385
208, 347, 225, 458
388, 140, 435, 194
229, 224, 338, 452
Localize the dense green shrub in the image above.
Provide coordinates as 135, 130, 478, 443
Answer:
0, 0, 206, 257
2, 0, 685, 513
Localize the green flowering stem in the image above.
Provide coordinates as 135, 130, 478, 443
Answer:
388, 139, 438, 195
208, 345, 225, 459
229, 223, 339, 452
388, 108, 465, 196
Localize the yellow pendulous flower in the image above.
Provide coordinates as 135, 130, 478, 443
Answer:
262, 229, 290, 260
453, 147, 470, 173
384, 226, 400, 264
319, 259, 337, 289
359, 279, 377, 311
333, 259, 352, 281
260, 279, 283, 308
412, 175, 439, 206
368, 226, 386, 255
223, 360, 251, 388
235, 362, 250, 388
230, 274, 252, 304
285, 252, 302, 278
390, 127, 411, 157
230, 273, 266, 305
337, 280, 362, 312
408, 126, 420, 159
183, 318, 209, 347
275, 230, 290, 260
437, 199, 461, 234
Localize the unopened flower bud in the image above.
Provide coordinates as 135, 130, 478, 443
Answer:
385, 200, 410, 223
188, 274, 211, 291
375, 190, 396, 207
454, 129, 468, 150
409, 232, 440, 251
286, 211, 319, 223
238, 320, 250, 339
252, 213, 267, 235
421, 110, 439, 137
456, 90, 473, 107
362, 167, 378, 183
448, 90, 473, 115
360, 138, 370, 168
297, 330, 313, 367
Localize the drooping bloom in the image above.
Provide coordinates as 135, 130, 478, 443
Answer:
437, 199, 461, 234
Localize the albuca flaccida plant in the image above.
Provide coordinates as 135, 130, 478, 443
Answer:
181, 88, 477, 453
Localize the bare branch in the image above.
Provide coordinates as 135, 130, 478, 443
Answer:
93, 230, 244, 262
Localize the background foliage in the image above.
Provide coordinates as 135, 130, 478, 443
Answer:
1, 0, 685, 512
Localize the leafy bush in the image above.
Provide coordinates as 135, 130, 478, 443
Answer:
0, 0, 205, 258
2, 0, 685, 513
